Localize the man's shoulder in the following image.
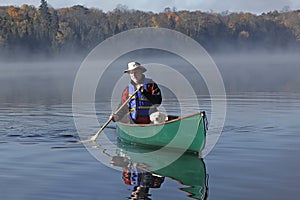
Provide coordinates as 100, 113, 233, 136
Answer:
144, 77, 155, 83
123, 86, 129, 93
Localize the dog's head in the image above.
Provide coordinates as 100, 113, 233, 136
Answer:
150, 112, 168, 124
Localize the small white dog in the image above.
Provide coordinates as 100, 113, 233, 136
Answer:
150, 111, 168, 124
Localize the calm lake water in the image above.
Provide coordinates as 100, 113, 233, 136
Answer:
1, 93, 300, 200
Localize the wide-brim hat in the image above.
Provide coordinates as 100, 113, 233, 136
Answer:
124, 62, 147, 73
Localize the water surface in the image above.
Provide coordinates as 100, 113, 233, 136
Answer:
1, 93, 300, 200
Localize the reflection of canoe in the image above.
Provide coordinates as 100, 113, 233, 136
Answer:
116, 112, 207, 153
154, 153, 207, 200
116, 142, 208, 200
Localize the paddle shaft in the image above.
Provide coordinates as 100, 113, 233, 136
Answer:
90, 86, 141, 141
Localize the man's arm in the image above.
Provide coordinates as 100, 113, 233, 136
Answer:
142, 82, 162, 105
112, 87, 129, 122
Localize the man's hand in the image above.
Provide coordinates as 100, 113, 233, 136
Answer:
137, 84, 144, 92
110, 113, 119, 122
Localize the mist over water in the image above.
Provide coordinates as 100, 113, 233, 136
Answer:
0, 50, 299, 105
212, 51, 300, 93
0, 59, 81, 105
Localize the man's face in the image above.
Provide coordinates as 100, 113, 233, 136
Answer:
129, 68, 143, 84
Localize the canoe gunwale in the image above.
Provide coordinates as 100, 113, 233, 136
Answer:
116, 111, 206, 127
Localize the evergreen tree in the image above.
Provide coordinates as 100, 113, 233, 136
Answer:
38, 0, 52, 48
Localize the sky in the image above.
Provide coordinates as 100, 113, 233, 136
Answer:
1, 0, 300, 14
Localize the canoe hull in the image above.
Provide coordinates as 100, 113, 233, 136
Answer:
116, 112, 206, 153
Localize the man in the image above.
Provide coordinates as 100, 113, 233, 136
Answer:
112, 61, 162, 124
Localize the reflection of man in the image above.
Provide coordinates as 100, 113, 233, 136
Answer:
129, 186, 151, 200
111, 156, 165, 200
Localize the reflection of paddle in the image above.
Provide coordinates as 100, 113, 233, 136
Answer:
79, 86, 141, 143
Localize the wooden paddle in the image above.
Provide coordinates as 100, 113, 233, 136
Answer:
81, 86, 141, 143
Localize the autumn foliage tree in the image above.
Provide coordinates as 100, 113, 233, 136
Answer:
0, 1, 300, 58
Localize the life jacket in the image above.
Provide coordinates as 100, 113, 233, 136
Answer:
128, 78, 155, 121
122, 167, 165, 188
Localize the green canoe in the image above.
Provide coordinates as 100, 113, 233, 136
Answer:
116, 112, 207, 154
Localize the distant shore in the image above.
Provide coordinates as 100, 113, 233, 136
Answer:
0, 3, 300, 60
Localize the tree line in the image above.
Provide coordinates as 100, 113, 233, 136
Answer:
1, 0, 300, 59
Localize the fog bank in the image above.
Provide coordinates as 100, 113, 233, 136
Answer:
0, 50, 299, 105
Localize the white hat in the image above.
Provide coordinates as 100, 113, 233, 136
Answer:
124, 62, 147, 73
